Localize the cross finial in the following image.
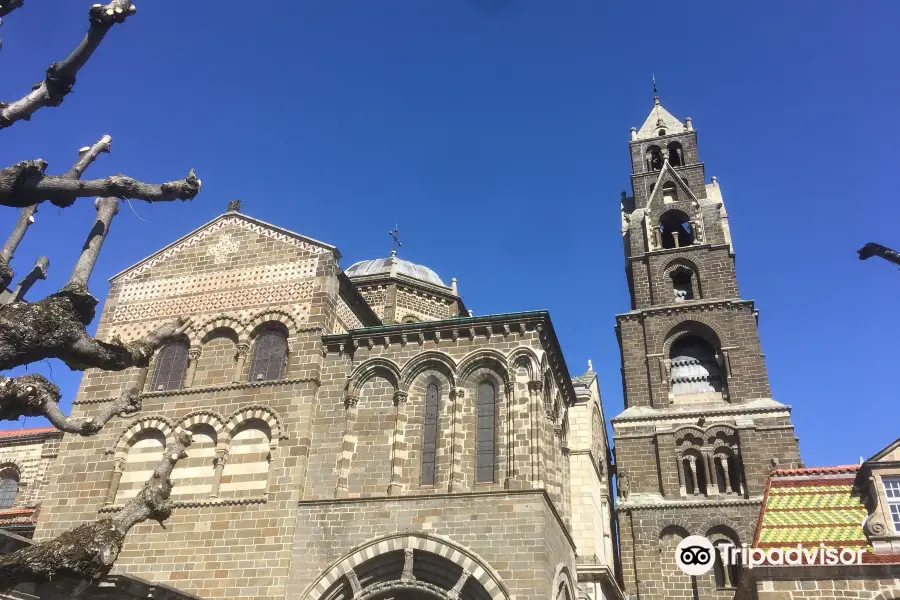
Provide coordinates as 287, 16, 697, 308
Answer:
652, 74, 659, 105
388, 225, 402, 257
588, 359, 593, 372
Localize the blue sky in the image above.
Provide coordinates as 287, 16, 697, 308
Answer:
1, 1, 897, 467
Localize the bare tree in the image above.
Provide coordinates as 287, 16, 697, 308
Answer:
0, 0, 200, 591
858, 242, 900, 267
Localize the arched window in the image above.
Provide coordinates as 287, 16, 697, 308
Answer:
709, 527, 742, 588
669, 336, 723, 396
249, 329, 287, 381
667, 142, 684, 167
662, 182, 678, 204
475, 381, 496, 483
150, 341, 189, 391
116, 429, 166, 503
658, 210, 694, 249
221, 419, 272, 498
401, 315, 417, 324
421, 384, 439, 486
670, 267, 695, 302
0, 468, 19, 509
645, 146, 663, 172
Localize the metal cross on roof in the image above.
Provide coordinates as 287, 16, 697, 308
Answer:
389, 225, 402, 257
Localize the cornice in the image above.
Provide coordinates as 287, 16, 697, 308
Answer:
73, 377, 320, 405
322, 310, 578, 407
611, 400, 793, 424
99, 496, 267, 512
615, 497, 762, 512
616, 298, 756, 322
626, 242, 731, 263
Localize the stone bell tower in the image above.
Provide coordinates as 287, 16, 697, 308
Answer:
611, 94, 802, 600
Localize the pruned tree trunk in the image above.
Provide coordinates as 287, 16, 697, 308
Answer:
858, 242, 900, 266
0, 0, 203, 590
0, 431, 192, 591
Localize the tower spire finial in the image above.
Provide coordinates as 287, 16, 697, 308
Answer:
388, 225, 402, 257
652, 74, 660, 105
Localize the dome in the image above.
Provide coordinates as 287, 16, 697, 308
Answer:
344, 257, 446, 287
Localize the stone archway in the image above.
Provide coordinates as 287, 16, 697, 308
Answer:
305, 534, 510, 600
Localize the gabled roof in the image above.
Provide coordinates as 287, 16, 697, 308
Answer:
109, 211, 340, 282
635, 98, 686, 141
646, 160, 698, 206
866, 437, 900, 463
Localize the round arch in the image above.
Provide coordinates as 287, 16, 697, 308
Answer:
303, 532, 511, 600
457, 349, 509, 385
347, 358, 402, 396
400, 351, 457, 392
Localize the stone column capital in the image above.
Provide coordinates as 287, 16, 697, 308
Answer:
345, 394, 359, 408
113, 456, 127, 473
393, 390, 409, 405
527, 380, 543, 392
188, 346, 202, 360
214, 448, 230, 466
235, 342, 251, 358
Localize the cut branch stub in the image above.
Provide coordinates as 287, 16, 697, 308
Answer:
0, 0, 136, 128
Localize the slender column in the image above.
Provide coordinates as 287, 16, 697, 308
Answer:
185, 346, 202, 387
718, 454, 733, 494
134, 366, 150, 393
400, 548, 415, 582
265, 444, 277, 496
388, 390, 409, 496
448, 570, 471, 600
448, 388, 464, 492
676, 455, 686, 496
504, 380, 516, 488
104, 457, 127, 505
706, 453, 718, 495
209, 449, 229, 498
688, 455, 699, 495
335, 394, 359, 498
345, 569, 362, 596
232, 343, 250, 383
527, 381, 544, 488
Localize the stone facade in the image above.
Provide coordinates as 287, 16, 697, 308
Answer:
612, 98, 802, 600
0, 428, 62, 538
15, 205, 616, 600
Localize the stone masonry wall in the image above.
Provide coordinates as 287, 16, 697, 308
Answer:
34, 214, 339, 600
0, 432, 60, 511
286, 491, 577, 600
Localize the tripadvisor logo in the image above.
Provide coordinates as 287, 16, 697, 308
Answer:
675, 535, 866, 575
675, 536, 716, 576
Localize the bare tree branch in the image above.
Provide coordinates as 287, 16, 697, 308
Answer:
0, 0, 25, 19
9, 255, 48, 302
0, 135, 113, 287
0, 0, 136, 128
0, 204, 36, 288
0, 430, 191, 590
0, 373, 140, 434
65, 134, 111, 179
68, 197, 118, 289
0, 160, 201, 208
0, 290, 190, 371
858, 242, 900, 266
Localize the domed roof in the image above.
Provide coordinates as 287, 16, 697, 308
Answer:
344, 256, 446, 287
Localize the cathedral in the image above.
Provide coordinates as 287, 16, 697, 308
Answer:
1, 98, 899, 600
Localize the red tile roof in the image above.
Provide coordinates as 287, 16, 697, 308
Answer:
0, 426, 58, 438
770, 465, 860, 476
